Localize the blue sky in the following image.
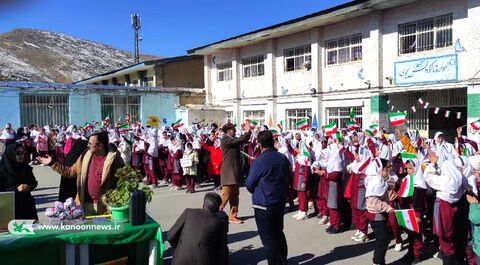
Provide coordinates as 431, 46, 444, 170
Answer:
0, 0, 351, 57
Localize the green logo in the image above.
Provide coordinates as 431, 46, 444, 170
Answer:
13, 221, 31, 233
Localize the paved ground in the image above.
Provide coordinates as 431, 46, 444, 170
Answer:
32, 166, 442, 265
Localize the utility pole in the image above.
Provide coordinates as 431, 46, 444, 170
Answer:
131, 13, 141, 64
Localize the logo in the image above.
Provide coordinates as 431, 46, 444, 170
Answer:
8, 220, 36, 234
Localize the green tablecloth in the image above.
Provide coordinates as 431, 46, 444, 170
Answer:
0, 215, 164, 265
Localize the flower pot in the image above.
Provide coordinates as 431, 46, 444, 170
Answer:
110, 205, 129, 222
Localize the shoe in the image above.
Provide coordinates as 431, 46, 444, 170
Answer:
308, 201, 314, 209
170, 186, 175, 190
411, 258, 422, 264
433, 251, 443, 260
353, 232, 368, 243
185, 190, 191, 193
326, 226, 340, 234
351, 230, 360, 240
318, 215, 329, 225
172, 186, 178, 191
229, 218, 243, 224
295, 212, 307, 220
316, 214, 323, 219
190, 190, 195, 193
292, 211, 301, 219
394, 243, 402, 252
195, 184, 201, 189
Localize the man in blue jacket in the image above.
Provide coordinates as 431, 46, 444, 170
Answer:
246, 131, 290, 265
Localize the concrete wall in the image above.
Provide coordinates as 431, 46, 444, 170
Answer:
0, 88, 20, 128
160, 58, 204, 88
140, 93, 178, 127
203, 0, 479, 131
69, 92, 101, 125
176, 108, 225, 127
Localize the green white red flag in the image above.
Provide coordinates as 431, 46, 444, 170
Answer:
369, 124, 379, 135
249, 120, 258, 130
471, 119, 480, 130
324, 121, 337, 136
350, 109, 358, 125
296, 119, 309, 130
395, 209, 420, 233
277, 120, 283, 132
345, 121, 359, 131
398, 174, 414, 197
388, 112, 406, 126
173, 118, 184, 129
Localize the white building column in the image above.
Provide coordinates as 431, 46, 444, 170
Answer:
204, 55, 212, 104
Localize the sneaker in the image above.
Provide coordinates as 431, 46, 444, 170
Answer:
292, 211, 301, 219
172, 186, 178, 191
394, 243, 402, 252
326, 226, 340, 234
351, 230, 360, 240
295, 212, 307, 220
318, 215, 329, 225
354, 232, 368, 243
195, 184, 201, 189
229, 218, 243, 224
170, 186, 175, 190
433, 251, 443, 260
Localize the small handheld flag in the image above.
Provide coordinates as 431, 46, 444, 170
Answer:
471, 119, 480, 130
395, 209, 420, 233
456, 112, 462, 119
173, 118, 184, 129
417, 98, 424, 105
398, 174, 414, 197
277, 120, 283, 132
424, 102, 430, 109
369, 124, 379, 135
411, 106, 416, 113
388, 112, 406, 126
433, 107, 440, 115
346, 121, 359, 131
444, 111, 451, 118
296, 119, 309, 130
249, 120, 258, 130
324, 121, 337, 136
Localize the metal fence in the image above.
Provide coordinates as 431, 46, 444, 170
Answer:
20, 93, 69, 126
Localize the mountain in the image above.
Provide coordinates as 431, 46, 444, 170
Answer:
0, 29, 160, 83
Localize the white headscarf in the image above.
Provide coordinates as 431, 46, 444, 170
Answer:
351, 146, 371, 174
406, 158, 427, 189
365, 157, 388, 197
456, 156, 478, 196
440, 159, 464, 199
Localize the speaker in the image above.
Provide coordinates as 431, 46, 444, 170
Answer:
129, 190, 146, 225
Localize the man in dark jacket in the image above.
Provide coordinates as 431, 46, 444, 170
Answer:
246, 131, 290, 265
220, 122, 252, 224
167, 192, 228, 265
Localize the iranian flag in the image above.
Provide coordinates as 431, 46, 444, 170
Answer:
117, 123, 129, 129
411, 106, 416, 113
444, 111, 451, 118
125, 114, 131, 124
277, 120, 283, 132
365, 129, 375, 138
303, 148, 310, 157
249, 120, 258, 130
400, 152, 417, 166
333, 132, 344, 142
471, 119, 480, 130
173, 119, 184, 129
424, 102, 430, 109
296, 119, 309, 130
433, 107, 440, 115
370, 124, 379, 135
395, 209, 420, 233
350, 109, 359, 125
456, 112, 462, 119
269, 129, 280, 138
418, 98, 424, 105
388, 112, 406, 126
324, 122, 337, 136
345, 121, 359, 131
398, 174, 414, 197
102, 116, 110, 127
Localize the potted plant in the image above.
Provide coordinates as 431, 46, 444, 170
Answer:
102, 166, 154, 222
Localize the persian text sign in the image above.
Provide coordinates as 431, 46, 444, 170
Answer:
394, 54, 458, 85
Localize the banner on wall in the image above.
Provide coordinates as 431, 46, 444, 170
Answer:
394, 54, 458, 85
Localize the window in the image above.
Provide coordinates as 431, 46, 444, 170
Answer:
20, 94, 69, 126
399, 14, 452, 54
217, 62, 232, 81
284, 45, 311, 72
124, 74, 131, 86
101, 80, 108, 85
286, 109, 312, 130
138, 70, 148, 86
112, 77, 119, 86
101, 95, 141, 123
326, 34, 362, 65
243, 110, 265, 126
242, 55, 265, 78
326, 107, 363, 129
226, 111, 234, 124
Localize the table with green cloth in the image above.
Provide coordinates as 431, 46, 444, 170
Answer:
0, 215, 164, 265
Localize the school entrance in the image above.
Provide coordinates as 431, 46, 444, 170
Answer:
386, 87, 467, 142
